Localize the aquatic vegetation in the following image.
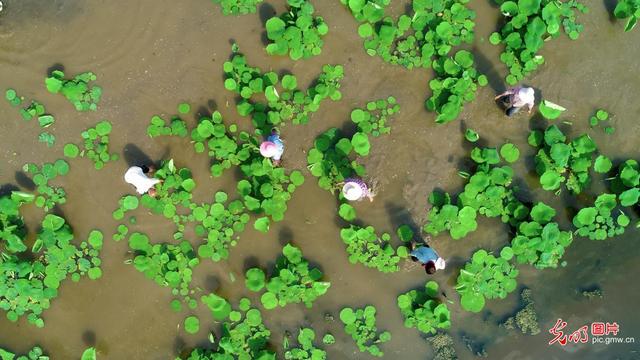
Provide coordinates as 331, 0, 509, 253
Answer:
510, 202, 573, 269
191, 112, 253, 177
23, 161, 69, 211
455, 248, 519, 313
147, 115, 188, 137
127, 232, 200, 305
284, 328, 327, 360
182, 305, 275, 359
265, 0, 328, 60
339, 306, 390, 357
237, 158, 305, 230
5, 88, 23, 106
464, 128, 479, 142
192, 193, 249, 262
613, 0, 640, 31
424, 144, 529, 240
139, 159, 196, 214
37, 132, 56, 148
589, 108, 616, 134
531, 125, 597, 194
490, 0, 588, 84
224, 51, 343, 127
306, 128, 369, 192
45, 70, 102, 111
0, 346, 48, 360
321, 333, 335, 345
423, 200, 478, 240
611, 159, 640, 202
184, 315, 200, 334
350, 97, 400, 137
341, 0, 475, 69
572, 193, 629, 240
112, 195, 139, 220
245, 244, 330, 309
201, 293, 232, 320
340, 224, 409, 272
1, 202, 102, 327
426, 333, 458, 360
397, 280, 451, 335
502, 288, 540, 335
211, 0, 262, 15
81, 347, 97, 360
77, 120, 118, 170
538, 99, 566, 120
427, 50, 487, 124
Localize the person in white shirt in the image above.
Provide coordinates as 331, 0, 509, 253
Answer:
495, 86, 535, 117
124, 165, 161, 196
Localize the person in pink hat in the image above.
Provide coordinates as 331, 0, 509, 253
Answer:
259, 130, 285, 166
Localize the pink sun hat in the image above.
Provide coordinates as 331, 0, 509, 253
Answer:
260, 141, 278, 158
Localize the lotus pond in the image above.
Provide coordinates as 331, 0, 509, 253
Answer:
0, 0, 639, 359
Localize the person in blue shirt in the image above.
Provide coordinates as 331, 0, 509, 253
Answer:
259, 130, 285, 166
410, 241, 446, 275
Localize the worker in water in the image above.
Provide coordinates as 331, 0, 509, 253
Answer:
410, 241, 446, 275
494, 86, 535, 116
124, 165, 161, 197
341, 178, 375, 202
259, 130, 285, 166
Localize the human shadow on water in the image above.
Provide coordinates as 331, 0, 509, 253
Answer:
278, 225, 294, 246
259, 3, 276, 46
82, 330, 96, 347
243, 255, 261, 273
14, 171, 35, 191
46, 63, 64, 76
123, 144, 154, 167
173, 337, 187, 358
195, 100, 217, 122
603, 0, 618, 22
204, 275, 220, 293
0, 183, 19, 197
384, 202, 422, 239
472, 47, 503, 94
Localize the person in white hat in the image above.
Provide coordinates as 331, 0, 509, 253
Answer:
494, 86, 535, 116
341, 178, 374, 202
124, 165, 161, 197
259, 131, 285, 166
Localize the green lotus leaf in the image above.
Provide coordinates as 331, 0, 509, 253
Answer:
539, 100, 566, 120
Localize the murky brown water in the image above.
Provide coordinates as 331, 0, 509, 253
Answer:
1, 0, 639, 359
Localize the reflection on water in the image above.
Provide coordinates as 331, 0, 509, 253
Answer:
0, 0, 639, 359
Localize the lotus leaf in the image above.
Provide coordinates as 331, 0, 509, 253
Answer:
284, 328, 327, 360
340, 225, 405, 272
247, 244, 330, 309
614, 0, 640, 31
456, 249, 519, 312
45, 69, 102, 111
183, 304, 274, 359
265, 1, 327, 60
572, 193, 629, 240
533, 126, 597, 194
492, 0, 587, 84
339, 306, 390, 357
397, 280, 451, 334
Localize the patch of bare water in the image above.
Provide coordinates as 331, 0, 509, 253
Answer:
0, 0, 639, 359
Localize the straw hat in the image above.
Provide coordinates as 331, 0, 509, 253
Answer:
342, 181, 364, 201
260, 141, 278, 158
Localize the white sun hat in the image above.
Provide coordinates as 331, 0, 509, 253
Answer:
342, 181, 364, 201
519, 87, 535, 103
260, 141, 278, 158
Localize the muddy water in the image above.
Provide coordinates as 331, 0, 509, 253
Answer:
1, 0, 639, 359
